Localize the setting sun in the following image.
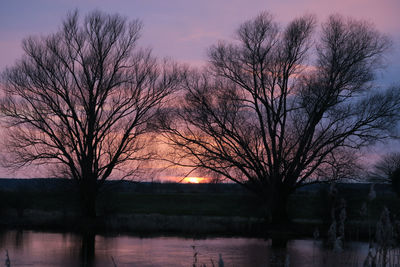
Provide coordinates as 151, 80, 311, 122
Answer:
183, 177, 208, 183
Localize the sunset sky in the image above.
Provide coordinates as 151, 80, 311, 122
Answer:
0, 0, 399, 178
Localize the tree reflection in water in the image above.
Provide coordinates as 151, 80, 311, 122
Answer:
0, 230, 374, 266
80, 233, 95, 267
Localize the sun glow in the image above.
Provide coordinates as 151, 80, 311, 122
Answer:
183, 177, 208, 183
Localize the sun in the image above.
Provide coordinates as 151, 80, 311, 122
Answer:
184, 177, 206, 183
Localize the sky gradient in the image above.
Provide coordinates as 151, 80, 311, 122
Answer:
0, 0, 399, 178
1, 0, 400, 85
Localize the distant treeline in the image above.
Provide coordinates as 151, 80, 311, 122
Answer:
0, 178, 395, 196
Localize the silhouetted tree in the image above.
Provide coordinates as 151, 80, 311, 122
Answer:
372, 152, 400, 196
0, 10, 180, 218
372, 152, 400, 181
390, 167, 400, 197
160, 13, 400, 223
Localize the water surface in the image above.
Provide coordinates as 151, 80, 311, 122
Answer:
0, 230, 370, 266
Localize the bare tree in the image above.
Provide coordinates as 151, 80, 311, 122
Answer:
0, 10, 181, 218
371, 152, 400, 197
160, 13, 400, 223
371, 152, 400, 182
390, 167, 400, 197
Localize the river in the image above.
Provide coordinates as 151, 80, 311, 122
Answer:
0, 230, 373, 266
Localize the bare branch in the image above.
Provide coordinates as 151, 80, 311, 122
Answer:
160, 12, 400, 223
0, 10, 181, 217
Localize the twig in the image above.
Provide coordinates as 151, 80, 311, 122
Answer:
5, 250, 10, 267
111, 256, 117, 267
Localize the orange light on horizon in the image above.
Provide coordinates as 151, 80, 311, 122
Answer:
183, 177, 209, 183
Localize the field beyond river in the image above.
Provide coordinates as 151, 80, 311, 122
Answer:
0, 179, 399, 239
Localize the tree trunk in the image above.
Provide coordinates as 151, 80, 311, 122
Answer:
266, 185, 291, 225
79, 180, 98, 219
271, 192, 290, 225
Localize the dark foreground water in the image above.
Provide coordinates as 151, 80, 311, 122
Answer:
0, 230, 371, 266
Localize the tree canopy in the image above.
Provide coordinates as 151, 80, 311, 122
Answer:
0, 10, 181, 217
160, 13, 400, 222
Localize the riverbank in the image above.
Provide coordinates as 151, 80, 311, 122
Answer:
0, 209, 389, 245
0, 180, 399, 239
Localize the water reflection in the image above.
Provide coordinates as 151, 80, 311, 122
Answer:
80, 233, 95, 267
0, 230, 370, 266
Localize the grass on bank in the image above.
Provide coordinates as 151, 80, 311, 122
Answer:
0, 184, 399, 223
